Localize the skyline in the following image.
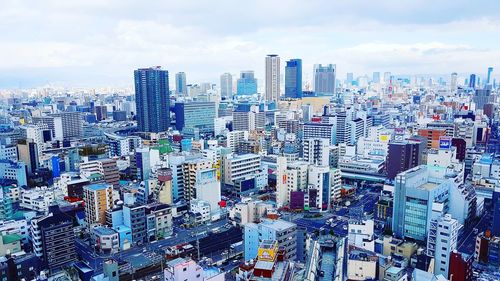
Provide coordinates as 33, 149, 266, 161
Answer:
1, 0, 500, 88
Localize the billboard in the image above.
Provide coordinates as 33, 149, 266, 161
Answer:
439, 136, 452, 149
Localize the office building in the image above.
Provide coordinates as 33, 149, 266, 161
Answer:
450, 72, 458, 92
222, 153, 261, 186
308, 165, 332, 211
30, 206, 77, 273
174, 102, 216, 134
194, 168, 221, 217
372, 72, 380, 83
95, 105, 107, 121
348, 219, 375, 252
492, 186, 500, 237
487, 67, 493, 85
244, 219, 297, 261
123, 204, 147, 246
237, 71, 257, 95
134, 66, 170, 133
265, 54, 280, 103
302, 123, 334, 145
50, 112, 83, 139
220, 73, 233, 99
474, 89, 493, 110
469, 74, 476, 88
17, 138, 38, 174
313, 64, 336, 95
285, 59, 302, 99
175, 72, 187, 96
303, 138, 329, 166
83, 183, 114, 225
182, 158, 212, 202
392, 166, 452, 241
79, 158, 120, 186
427, 214, 460, 278
386, 140, 425, 179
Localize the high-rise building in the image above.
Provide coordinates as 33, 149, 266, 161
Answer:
237, 71, 257, 95
285, 59, 302, 99
448, 251, 473, 281
308, 165, 332, 211
30, 206, 77, 273
386, 140, 425, 179
95, 105, 108, 121
450, 72, 458, 92
346, 72, 354, 85
50, 112, 83, 139
427, 214, 460, 278
220, 73, 233, 99
492, 187, 500, 237
303, 138, 330, 166
175, 72, 187, 96
174, 102, 216, 134
265, 54, 280, 103
83, 183, 114, 226
487, 67, 493, 85
134, 66, 170, 133
17, 138, 38, 174
469, 74, 476, 88
473, 89, 493, 110
392, 166, 452, 242
313, 64, 336, 96
372, 72, 380, 84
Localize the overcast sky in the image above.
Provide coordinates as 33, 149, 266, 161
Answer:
1, 0, 500, 88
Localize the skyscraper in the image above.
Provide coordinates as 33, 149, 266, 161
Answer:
285, 59, 302, 99
313, 64, 336, 96
237, 71, 257, 95
134, 66, 170, 133
346, 72, 354, 86
265, 54, 280, 103
450, 72, 458, 92
220, 73, 233, 99
469, 74, 476, 88
487, 67, 493, 85
372, 72, 380, 84
175, 72, 187, 96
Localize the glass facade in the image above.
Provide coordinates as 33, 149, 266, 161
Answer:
404, 197, 428, 241
134, 67, 170, 133
285, 59, 302, 98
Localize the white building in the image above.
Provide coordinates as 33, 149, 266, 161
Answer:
427, 214, 460, 278
195, 169, 221, 217
19, 187, 57, 213
348, 219, 375, 252
226, 130, 248, 153
303, 138, 330, 166
190, 199, 211, 224
222, 153, 260, 186
265, 54, 280, 103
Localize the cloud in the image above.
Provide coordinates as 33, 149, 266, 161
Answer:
0, 0, 499, 87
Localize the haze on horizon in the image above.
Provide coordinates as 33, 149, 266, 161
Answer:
1, 0, 500, 88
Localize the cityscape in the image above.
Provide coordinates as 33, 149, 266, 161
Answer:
0, 1, 500, 281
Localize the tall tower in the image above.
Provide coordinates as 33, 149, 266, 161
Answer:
220, 73, 233, 99
487, 67, 493, 85
285, 59, 302, 99
175, 72, 187, 96
450, 72, 458, 92
265, 54, 280, 103
313, 64, 336, 96
134, 66, 170, 133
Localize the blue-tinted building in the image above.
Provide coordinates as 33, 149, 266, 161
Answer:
314, 64, 336, 96
173, 102, 216, 134
175, 72, 187, 96
134, 66, 170, 133
237, 71, 257, 95
469, 74, 476, 88
492, 187, 500, 237
285, 59, 302, 98
392, 166, 451, 242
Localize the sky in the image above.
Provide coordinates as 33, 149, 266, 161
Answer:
1, 0, 500, 88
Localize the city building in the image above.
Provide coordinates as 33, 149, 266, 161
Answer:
134, 66, 170, 133
222, 153, 261, 186
392, 166, 452, 241
244, 219, 296, 261
175, 72, 187, 96
313, 64, 336, 96
265, 54, 280, 103
30, 206, 77, 273
237, 71, 257, 95
220, 73, 233, 99
427, 214, 460, 277
284, 59, 302, 99
83, 183, 114, 226
386, 140, 425, 179
174, 102, 216, 135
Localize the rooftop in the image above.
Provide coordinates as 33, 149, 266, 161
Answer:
84, 183, 111, 191
1, 233, 21, 244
